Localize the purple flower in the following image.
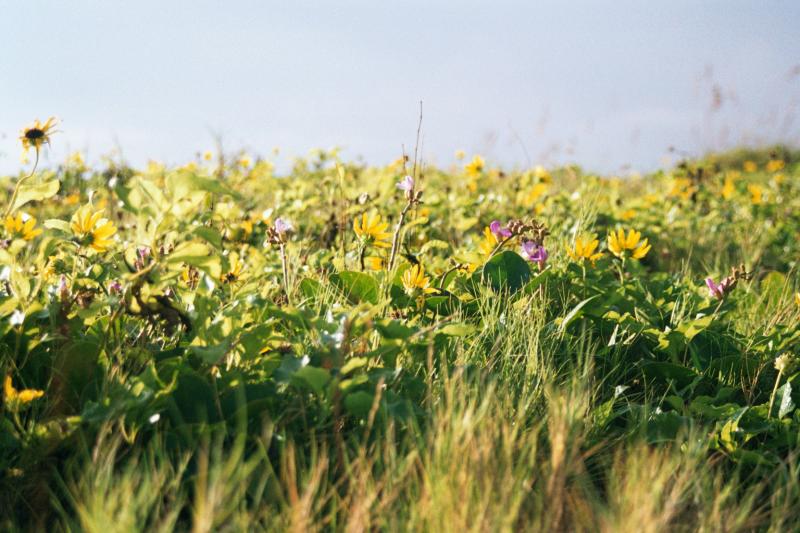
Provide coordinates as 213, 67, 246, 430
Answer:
274, 217, 293, 235
706, 277, 735, 300
109, 280, 123, 295
397, 175, 414, 192
490, 220, 512, 238
521, 240, 548, 269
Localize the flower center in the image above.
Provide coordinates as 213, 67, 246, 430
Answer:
25, 128, 45, 140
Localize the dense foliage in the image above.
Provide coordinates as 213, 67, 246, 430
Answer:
2, 131, 800, 530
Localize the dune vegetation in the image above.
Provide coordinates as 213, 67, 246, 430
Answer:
2, 119, 800, 531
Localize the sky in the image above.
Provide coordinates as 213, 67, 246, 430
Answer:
1, 1, 799, 175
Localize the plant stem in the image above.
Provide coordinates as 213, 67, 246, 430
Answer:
388, 202, 412, 270
5, 149, 40, 218
279, 243, 291, 305
769, 369, 783, 419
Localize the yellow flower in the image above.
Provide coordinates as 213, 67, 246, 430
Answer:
401, 264, 436, 296
70, 205, 117, 252
721, 178, 735, 200
364, 256, 384, 271
566, 236, 603, 265
4, 375, 44, 405
64, 192, 81, 205
221, 252, 245, 283
766, 159, 785, 173
747, 183, 763, 205
67, 151, 86, 169
743, 160, 757, 173
455, 149, 466, 160
203, 150, 214, 161
668, 177, 696, 200
239, 155, 252, 168
619, 209, 636, 221
795, 292, 800, 306
465, 155, 485, 178
607, 228, 651, 260
533, 165, 552, 183
522, 183, 548, 207
20, 117, 58, 156
353, 212, 391, 248
4, 214, 42, 241
478, 226, 499, 256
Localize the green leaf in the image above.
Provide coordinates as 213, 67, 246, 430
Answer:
558, 295, 600, 334
11, 179, 59, 212
330, 271, 379, 304
641, 361, 699, 389
344, 391, 375, 418
291, 366, 331, 395
166, 241, 221, 279
44, 219, 72, 233
480, 250, 531, 293
778, 381, 794, 419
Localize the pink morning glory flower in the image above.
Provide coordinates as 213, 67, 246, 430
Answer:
521, 240, 548, 269
490, 220, 512, 238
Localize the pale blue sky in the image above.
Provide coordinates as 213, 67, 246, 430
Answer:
2, 1, 799, 174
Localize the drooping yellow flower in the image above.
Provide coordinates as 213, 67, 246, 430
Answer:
464, 155, 485, 178
401, 264, 436, 296
721, 178, 735, 200
747, 183, 763, 205
4, 375, 44, 405
743, 160, 757, 173
607, 228, 651, 260
70, 205, 117, 252
478, 226, 499, 256
566, 236, 603, 265
20, 117, 58, 157
353, 212, 391, 248
4, 214, 42, 241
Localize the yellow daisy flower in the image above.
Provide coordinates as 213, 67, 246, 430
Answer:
401, 264, 436, 296
364, 256, 385, 271
465, 155, 485, 178
478, 226, 499, 257
70, 205, 117, 252
4, 213, 42, 241
721, 178, 735, 200
743, 160, 757, 173
608, 228, 651, 260
353, 212, 391, 248
4, 375, 44, 405
20, 117, 58, 157
566, 236, 603, 265
747, 183, 763, 205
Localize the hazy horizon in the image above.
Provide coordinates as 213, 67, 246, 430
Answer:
2, 1, 799, 175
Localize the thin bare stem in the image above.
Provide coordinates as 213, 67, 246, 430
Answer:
280, 243, 291, 305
